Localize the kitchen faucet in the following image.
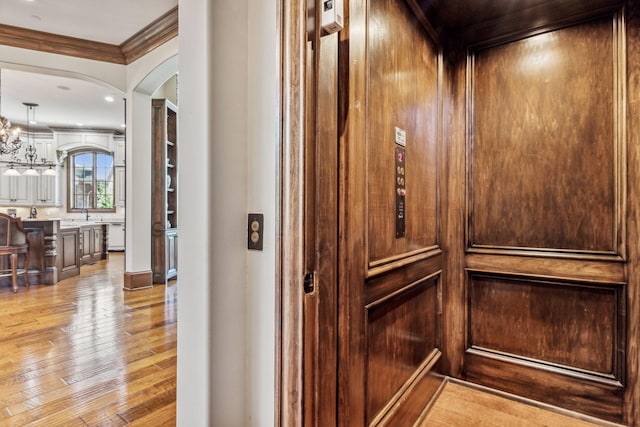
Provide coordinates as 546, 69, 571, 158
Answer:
82, 208, 89, 221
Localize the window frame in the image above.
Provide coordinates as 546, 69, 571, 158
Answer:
66, 149, 116, 213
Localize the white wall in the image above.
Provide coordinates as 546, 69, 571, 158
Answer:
177, 0, 278, 425
246, 0, 277, 424
0, 45, 126, 92
125, 39, 178, 274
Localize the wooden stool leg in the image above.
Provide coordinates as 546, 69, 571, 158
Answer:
24, 251, 30, 287
10, 252, 17, 293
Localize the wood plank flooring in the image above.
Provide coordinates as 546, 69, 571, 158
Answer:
0, 254, 620, 426
0, 253, 176, 426
420, 381, 610, 426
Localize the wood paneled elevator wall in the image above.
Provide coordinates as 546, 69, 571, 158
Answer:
296, 0, 640, 425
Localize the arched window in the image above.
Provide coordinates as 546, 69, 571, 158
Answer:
68, 150, 115, 211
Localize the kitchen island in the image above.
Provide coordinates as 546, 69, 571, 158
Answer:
22, 219, 108, 284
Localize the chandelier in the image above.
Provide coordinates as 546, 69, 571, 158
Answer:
0, 70, 22, 155
4, 103, 55, 177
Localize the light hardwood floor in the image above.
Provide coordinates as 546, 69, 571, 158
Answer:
0, 254, 617, 426
420, 381, 609, 427
0, 253, 176, 426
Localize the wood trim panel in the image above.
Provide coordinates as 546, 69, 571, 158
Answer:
0, 24, 126, 64
623, 0, 640, 423
279, 0, 306, 424
338, 0, 369, 424
465, 350, 624, 423
0, 6, 178, 65
123, 270, 153, 291
465, 253, 626, 285
371, 352, 443, 426
366, 256, 442, 305
367, 246, 441, 278
120, 7, 179, 64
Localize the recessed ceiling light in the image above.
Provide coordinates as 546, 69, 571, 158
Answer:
104, 95, 115, 103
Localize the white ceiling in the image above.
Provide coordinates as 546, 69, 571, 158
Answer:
0, 0, 177, 45
0, 0, 178, 132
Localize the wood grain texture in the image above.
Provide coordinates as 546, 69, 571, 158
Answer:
420, 381, 606, 427
623, 0, 640, 423
279, 0, 307, 424
409, 0, 622, 47
0, 253, 176, 426
366, 278, 439, 422
466, 253, 625, 284
120, 7, 179, 64
469, 17, 620, 254
439, 52, 467, 379
465, 350, 623, 422
338, 0, 370, 425
367, 0, 440, 264
302, 4, 340, 423
123, 270, 153, 291
468, 274, 622, 376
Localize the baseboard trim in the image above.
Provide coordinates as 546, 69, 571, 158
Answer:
123, 270, 153, 291
371, 349, 443, 426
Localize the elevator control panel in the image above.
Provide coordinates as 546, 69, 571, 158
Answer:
395, 127, 407, 238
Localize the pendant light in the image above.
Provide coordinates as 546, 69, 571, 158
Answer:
21, 103, 40, 177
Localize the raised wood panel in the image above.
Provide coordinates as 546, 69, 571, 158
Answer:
465, 253, 625, 285
465, 350, 624, 423
365, 276, 440, 423
367, 0, 439, 264
468, 274, 623, 378
468, 17, 622, 255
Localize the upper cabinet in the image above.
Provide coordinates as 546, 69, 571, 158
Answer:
115, 136, 125, 166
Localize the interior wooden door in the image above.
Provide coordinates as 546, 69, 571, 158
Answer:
302, 1, 339, 426
336, 0, 446, 425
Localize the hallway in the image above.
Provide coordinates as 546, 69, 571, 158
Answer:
0, 254, 176, 426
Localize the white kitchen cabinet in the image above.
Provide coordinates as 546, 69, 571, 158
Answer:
115, 137, 125, 166
115, 166, 125, 207
33, 173, 57, 205
0, 166, 31, 205
108, 222, 125, 251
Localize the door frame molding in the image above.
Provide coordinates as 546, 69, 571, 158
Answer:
277, 0, 306, 424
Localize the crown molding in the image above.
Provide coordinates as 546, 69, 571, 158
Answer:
0, 24, 126, 64
0, 6, 178, 65
120, 6, 178, 64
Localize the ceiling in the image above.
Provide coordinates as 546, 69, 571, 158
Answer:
0, 0, 178, 132
411, 0, 623, 46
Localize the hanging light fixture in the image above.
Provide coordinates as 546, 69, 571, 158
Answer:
41, 160, 56, 176
0, 69, 22, 155
3, 163, 20, 176
21, 103, 40, 177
